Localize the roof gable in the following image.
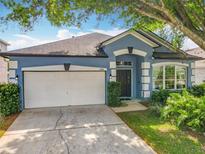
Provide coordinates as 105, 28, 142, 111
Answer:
99, 30, 159, 48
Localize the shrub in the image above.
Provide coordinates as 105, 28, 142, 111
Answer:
161, 90, 205, 132
108, 81, 121, 107
151, 89, 180, 106
0, 113, 4, 127
0, 83, 20, 116
189, 83, 205, 97
149, 104, 162, 117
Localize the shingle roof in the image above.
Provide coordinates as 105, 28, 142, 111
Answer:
0, 39, 9, 45
2, 33, 111, 57
1, 29, 203, 60
186, 47, 205, 58
186, 47, 205, 68
153, 52, 203, 60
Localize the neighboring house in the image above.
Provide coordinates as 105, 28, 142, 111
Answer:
0, 29, 201, 110
186, 47, 205, 84
0, 39, 9, 83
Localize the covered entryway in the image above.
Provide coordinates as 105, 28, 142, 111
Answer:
24, 71, 105, 108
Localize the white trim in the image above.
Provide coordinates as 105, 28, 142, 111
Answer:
116, 67, 134, 98
113, 49, 147, 57
142, 69, 149, 76
9, 61, 18, 69
141, 76, 150, 83
101, 30, 159, 47
110, 76, 116, 82
142, 84, 149, 90
153, 64, 188, 90
132, 49, 147, 57
141, 91, 144, 97
174, 66, 177, 89
9, 70, 16, 78
163, 65, 165, 89
9, 78, 17, 84
114, 49, 128, 56
191, 76, 195, 82
191, 62, 195, 68
109, 61, 116, 69
22, 65, 107, 71
111, 69, 116, 76
192, 69, 195, 76
152, 62, 189, 67
141, 62, 150, 69
143, 91, 150, 98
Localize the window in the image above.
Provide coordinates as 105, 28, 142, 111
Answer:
153, 66, 163, 90
165, 65, 175, 89
153, 65, 187, 90
116, 61, 132, 67
176, 66, 186, 89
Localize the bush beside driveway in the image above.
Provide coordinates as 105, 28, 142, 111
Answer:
0, 83, 20, 138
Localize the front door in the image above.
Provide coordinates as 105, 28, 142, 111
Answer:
116, 70, 131, 97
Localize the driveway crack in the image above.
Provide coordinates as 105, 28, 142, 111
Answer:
55, 109, 70, 154
58, 129, 70, 154
55, 108, 63, 129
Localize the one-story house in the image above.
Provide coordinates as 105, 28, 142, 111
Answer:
186, 47, 205, 84
0, 29, 201, 110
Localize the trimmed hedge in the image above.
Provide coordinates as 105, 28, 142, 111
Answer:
108, 81, 121, 107
0, 83, 20, 116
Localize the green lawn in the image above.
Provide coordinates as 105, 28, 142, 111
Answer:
118, 111, 205, 154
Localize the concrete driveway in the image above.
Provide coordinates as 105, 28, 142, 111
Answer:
0, 105, 155, 154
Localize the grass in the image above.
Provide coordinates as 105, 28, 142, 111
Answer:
0, 113, 19, 137
118, 111, 205, 154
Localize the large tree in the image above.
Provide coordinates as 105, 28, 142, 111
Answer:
0, 0, 205, 50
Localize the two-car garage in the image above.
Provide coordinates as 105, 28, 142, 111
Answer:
24, 70, 105, 108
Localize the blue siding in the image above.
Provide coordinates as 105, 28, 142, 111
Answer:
10, 56, 109, 110
116, 54, 143, 98
103, 34, 153, 60
9, 34, 194, 109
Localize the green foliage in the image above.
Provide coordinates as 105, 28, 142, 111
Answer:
189, 83, 205, 97
149, 104, 162, 117
161, 90, 205, 132
157, 26, 185, 49
108, 81, 121, 107
0, 113, 4, 127
151, 89, 180, 106
118, 111, 205, 154
0, 84, 20, 116
1, 0, 205, 50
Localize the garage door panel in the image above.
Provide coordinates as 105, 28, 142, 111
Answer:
24, 71, 105, 108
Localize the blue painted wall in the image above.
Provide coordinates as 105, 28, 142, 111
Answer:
116, 54, 143, 98
10, 56, 109, 109
9, 33, 194, 109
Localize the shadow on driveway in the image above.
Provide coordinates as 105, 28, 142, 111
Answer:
0, 105, 155, 154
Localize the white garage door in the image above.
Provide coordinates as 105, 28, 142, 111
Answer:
24, 71, 105, 108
